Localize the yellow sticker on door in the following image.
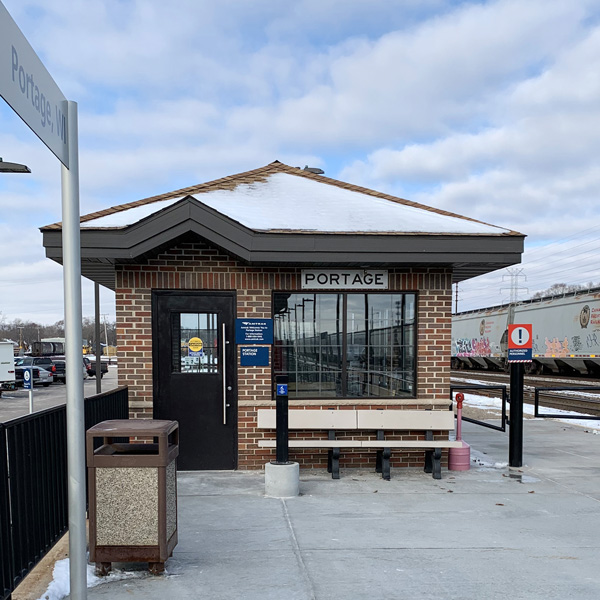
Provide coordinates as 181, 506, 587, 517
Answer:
188, 337, 204, 353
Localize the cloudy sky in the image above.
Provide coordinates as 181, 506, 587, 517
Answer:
1, 0, 600, 325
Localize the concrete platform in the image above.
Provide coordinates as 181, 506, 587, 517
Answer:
63, 418, 600, 600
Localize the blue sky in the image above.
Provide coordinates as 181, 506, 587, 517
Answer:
1, 0, 600, 324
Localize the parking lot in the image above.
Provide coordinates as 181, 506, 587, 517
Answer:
0, 364, 119, 422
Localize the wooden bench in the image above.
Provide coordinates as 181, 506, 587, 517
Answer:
257, 408, 462, 480
257, 409, 362, 479
357, 409, 462, 480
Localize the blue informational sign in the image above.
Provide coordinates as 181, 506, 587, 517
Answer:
23, 368, 32, 390
508, 348, 533, 362
240, 347, 269, 367
276, 383, 288, 396
236, 319, 274, 344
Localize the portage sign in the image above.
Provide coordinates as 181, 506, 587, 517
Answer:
301, 269, 388, 290
0, 1, 69, 166
507, 324, 532, 363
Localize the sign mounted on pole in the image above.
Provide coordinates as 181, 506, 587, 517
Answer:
1, 3, 85, 598
22, 367, 32, 389
0, 1, 69, 166
507, 324, 532, 363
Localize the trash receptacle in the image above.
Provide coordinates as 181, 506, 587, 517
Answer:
86, 419, 179, 575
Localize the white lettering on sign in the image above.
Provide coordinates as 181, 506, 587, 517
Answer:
301, 270, 388, 290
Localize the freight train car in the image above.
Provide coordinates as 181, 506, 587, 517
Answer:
452, 288, 600, 376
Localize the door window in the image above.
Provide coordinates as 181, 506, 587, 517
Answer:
171, 312, 219, 374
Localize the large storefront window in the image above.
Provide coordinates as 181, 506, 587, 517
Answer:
273, 293, 416, 398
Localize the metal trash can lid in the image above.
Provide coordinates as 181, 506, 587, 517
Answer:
87, 419, 178, 438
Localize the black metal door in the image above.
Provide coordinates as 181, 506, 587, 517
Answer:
152, 291, 237, 470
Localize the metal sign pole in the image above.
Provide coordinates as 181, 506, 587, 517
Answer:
23, 367, 33, 413
509, 362, 524, 467
61, 100, 87, 600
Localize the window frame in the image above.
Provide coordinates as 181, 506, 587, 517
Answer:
272, 290, 418, 400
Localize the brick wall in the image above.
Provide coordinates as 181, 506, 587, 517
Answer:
115, 240, 453, 469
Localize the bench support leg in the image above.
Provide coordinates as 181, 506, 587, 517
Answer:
330, 448, 340, 479
424, 448, 442, 479
375, 430, 384, 474
431, 448, 442, 479
381, 448, 391, 481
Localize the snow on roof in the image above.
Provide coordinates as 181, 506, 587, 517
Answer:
81, 197, 184, 228
81, 172, 507, 235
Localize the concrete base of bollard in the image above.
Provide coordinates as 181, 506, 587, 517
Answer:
265, 461, 299, 498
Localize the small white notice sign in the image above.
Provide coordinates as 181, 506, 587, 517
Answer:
301, 269, 388, 290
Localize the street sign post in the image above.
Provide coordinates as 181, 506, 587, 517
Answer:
1, 3, 86, 598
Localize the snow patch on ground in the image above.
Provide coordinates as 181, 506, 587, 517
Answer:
37, 558, 149, 600
461, 391, 600, 430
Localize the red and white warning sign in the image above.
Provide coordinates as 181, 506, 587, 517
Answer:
507, 324, 532, 362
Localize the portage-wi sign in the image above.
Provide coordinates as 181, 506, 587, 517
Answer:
0, 0, 69, 166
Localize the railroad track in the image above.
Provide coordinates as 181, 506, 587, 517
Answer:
451, 370, 600, 419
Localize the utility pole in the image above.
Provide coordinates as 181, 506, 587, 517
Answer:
101, 314, 109, 352
454, 283, 459, 313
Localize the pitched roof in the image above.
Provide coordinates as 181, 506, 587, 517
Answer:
42, 160, 520, 236
41, 161, 524, 289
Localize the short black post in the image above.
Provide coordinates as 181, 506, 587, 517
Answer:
509, 362, 524, 467
275, 375, 289, 464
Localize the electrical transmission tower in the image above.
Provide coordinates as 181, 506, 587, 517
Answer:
501, 268, 528, 304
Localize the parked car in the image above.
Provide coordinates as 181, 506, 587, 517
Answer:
83, 357, 108, 378
14, 364, 54, 387
51, 357, 89, 383
15, 356, 57, 373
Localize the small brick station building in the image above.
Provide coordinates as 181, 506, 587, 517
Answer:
42, 161, 524, 472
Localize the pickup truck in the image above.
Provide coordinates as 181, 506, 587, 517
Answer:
50, 356, 88, 383
83, 357, 109, 378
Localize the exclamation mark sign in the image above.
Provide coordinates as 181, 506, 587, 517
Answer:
519, 329, 522, 344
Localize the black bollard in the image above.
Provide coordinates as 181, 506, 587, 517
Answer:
275, 375, 289, 464
509, 362, 524, 467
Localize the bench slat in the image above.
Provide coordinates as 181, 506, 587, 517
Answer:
356, 409, 454, 431
361, 440, 463, 449
258, 440, 364, 448
257, 409, 357, 430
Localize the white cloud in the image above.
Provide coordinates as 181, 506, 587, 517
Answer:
2, 0, 600, 321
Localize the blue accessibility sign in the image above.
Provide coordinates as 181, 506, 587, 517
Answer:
276, 384, 288, 396
23, 368, 32, 390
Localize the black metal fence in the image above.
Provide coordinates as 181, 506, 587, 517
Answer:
534, 387, 600, 419
1, 386, 128, 600
450, 385, 508, 432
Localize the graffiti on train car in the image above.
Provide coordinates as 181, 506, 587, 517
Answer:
455, 337, 492, 357
543, 337, 570, 357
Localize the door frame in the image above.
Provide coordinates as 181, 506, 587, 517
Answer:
151, 289, 238, 469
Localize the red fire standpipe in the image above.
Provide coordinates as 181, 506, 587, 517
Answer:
456, 392, 464, 441
449, 392, 470, 471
